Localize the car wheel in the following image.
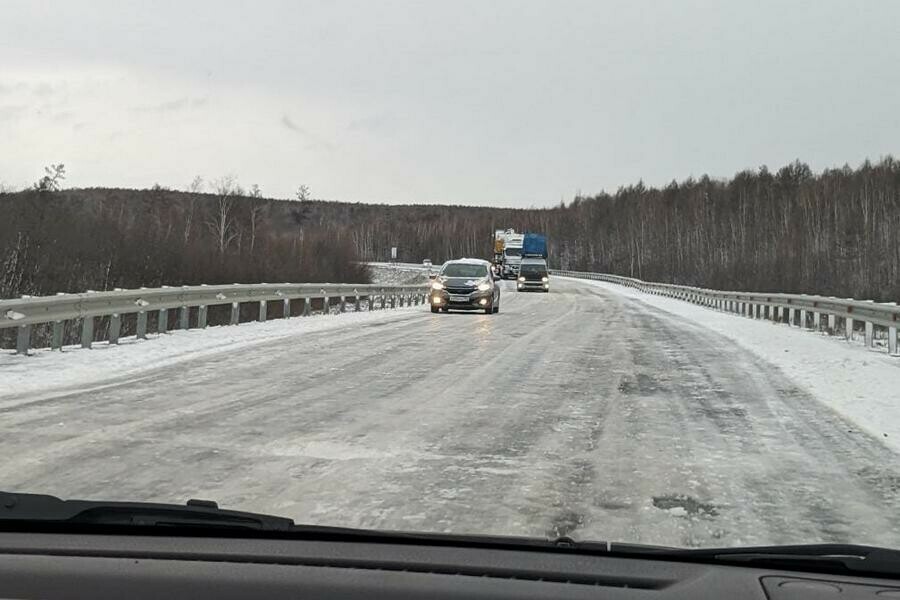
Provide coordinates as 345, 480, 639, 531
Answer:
493, 305, 500, 313
431, 305, 439, 313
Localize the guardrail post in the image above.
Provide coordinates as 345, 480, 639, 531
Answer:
283, 298, 291, 319
230, 302, 239, 325
322, 296, 330, 314
198, 305, 208, 329
136, 312, 148, 339
391, 294, 396, 309
845, 317, 854, 341
367, 295, 373, 311
179, 306, 189, 330
890, 326, 898, 356
813, 312, 821, 330
865, 321, 874, 348
380, 290, 386, 310
51, 321, 64, 349
355, 293, 361, 311
158, 309, 168, 334
303, 298, 311, 316
339, 296, 346, 313
81, 317, 94, 349
109, 314, 121, 344
799, 309, 807, 329
16, 325, 30, 355
259, 300, 267, 322
828, 314, 836, 332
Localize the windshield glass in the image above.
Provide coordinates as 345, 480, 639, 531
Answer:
441, 264, 488, 278
2, 0, 900, 554
520, 264, 547, 275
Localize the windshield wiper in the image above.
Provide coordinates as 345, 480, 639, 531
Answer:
600, 542, 900, 578
0, 491, 295, 532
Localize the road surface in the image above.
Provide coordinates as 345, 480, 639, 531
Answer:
2, 277, 900, 548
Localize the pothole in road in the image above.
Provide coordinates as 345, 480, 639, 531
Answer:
617, 373, 659, 395
652, 494, 718, 518
547, 510, 584, 538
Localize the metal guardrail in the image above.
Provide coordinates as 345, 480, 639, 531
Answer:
552, 270, 900, 356
1, 283, 429, 355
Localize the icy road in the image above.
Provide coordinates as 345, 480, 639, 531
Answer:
2, 277, 900, 548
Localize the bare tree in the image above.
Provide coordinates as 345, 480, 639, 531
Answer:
33, 164, 66, 192
205, 175, 240, 255
187, 175, 204, 193
181, 176, 204, 245
248, 185, 266, 254
296, 184, 311, 201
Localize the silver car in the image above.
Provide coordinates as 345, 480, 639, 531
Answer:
428, 259, 501, 314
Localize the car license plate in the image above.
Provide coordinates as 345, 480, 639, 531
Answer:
449, 295, 469, 302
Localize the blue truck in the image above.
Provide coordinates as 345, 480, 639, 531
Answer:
522, 233, 548, 259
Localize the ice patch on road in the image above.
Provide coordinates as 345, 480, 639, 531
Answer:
0, 307, 425, 402
567, 277, 900, 454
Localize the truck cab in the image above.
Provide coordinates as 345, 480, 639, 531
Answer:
501, 245, 523, 279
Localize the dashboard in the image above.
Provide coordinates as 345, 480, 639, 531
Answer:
1, 531, 898, 599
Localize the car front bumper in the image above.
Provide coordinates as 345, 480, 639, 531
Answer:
517, 280, 549, 291
430, 289, 494, 310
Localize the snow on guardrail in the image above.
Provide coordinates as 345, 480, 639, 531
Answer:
552, 270, 900, 356
1, 282, 428, 355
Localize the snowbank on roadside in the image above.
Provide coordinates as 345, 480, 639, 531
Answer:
566, 277, 900, 453
0, 307, 423, 401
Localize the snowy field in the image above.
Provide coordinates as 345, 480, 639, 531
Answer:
2, 275, 900, 549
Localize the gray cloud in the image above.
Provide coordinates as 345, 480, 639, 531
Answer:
1, 0, 898, 205
0, 105, 27, 122
348, 113, 398, 135
133, 97, 208, 114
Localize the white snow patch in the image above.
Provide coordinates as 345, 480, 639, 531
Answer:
565, 277, 900, 453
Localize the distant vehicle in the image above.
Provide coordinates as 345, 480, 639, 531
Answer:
517, 257, 550, 292
522, 233, 548, 259
429, 258, 501, 314
422, 259, 432, 267
492, 229, 525, 279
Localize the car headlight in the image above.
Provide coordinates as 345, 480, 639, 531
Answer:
542, 276, 549, 282
431, 281, 444, 290
517, 276, 525, 282
477, 282, 491, 291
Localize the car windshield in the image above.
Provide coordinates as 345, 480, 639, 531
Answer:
520, 265, 546, 275
442, 264, 488, 278
2, 0, 900, 555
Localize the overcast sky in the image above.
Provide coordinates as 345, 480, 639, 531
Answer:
1, 0, 898, 207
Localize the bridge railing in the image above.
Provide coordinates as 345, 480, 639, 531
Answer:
552, 270, 900, 356
1, 283, 429, 355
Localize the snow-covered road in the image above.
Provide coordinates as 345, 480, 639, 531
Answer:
2, 277, 900, 548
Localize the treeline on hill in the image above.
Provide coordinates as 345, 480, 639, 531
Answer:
0, 178, 368, 300
315, 157, 899, 302
2, 157, 898, 305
